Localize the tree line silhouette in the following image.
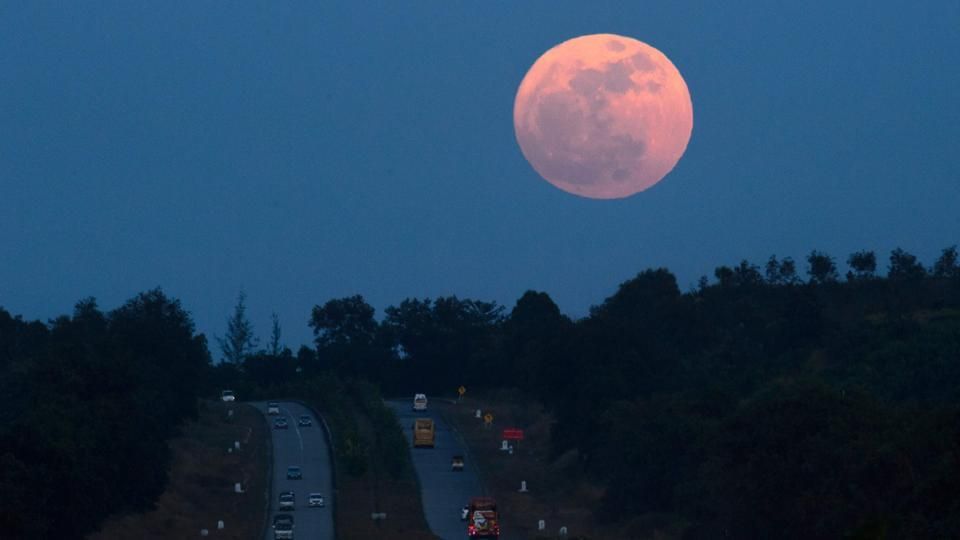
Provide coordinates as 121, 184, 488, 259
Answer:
0, 290, 210, 539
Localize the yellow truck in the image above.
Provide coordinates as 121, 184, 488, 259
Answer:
413, 418, 435, 448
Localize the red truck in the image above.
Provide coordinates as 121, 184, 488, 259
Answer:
466, 497, 499, 539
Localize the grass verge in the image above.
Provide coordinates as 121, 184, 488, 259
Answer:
87, 400, 268, 540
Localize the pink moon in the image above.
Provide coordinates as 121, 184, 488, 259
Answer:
513, 34, 693, 199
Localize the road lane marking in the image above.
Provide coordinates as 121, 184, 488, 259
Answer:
281, 405, 305, 458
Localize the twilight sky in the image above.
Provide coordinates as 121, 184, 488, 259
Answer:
2, 2, 958, 351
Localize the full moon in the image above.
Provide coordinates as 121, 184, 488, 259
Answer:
514, 34, 693, 199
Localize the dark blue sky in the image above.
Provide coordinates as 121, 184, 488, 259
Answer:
2, 2, 958, 350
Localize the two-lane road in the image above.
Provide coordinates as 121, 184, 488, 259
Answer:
255, 401, 334, 540
388, 399, 518, 540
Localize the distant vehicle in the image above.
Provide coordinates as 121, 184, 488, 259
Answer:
413, 393, 428, 411
274, 417, 289, 430
279, 491, 295, 511
308, 492, 325, 507
297, 415, 312, 427
268, 402, 280, 415
272, 513, 294, 539
451, 455, 464, 472
413, 418, 435, 448
286, 466, 302, 480
221, 390, 236, 402
466, 497, 500, 538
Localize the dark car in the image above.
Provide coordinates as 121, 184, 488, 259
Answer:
286, 466, 302, 480
279, 491, 295, 511
297, 415, 312, 427
274, 417, 288, 429
272, 513, 294, 539
273, 513, 294, 527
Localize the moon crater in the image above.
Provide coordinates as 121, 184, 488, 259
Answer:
514, 34, 693, 199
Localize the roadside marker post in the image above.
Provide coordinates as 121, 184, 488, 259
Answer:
458, 385, 466, 402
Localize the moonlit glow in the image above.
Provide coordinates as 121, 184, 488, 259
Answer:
514, 34, 693, 199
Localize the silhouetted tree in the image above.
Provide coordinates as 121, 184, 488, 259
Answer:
846, 250, 877, 281
714, 265, 734, 287
268, 312, 282, 356
888, 248, 926, 281
933, 245, 960, 278
504, 291, 571, 400
806, 250, 839, 284
309, 295, 378, 349
766, 255, 798, 285
217, 291, 258, 364
310, 295, 389, 377
734, 260, 764, 287
383, 296, 503, 392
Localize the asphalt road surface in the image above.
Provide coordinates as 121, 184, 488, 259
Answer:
255, 401, 334, 540
388, 399, 516, 540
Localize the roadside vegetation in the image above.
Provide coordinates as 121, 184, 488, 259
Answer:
0, 290, 211, 539
88, 400, 268, 539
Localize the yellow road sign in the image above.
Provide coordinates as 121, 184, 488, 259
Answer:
458, 386, 466, 396
483, 413, 493, 426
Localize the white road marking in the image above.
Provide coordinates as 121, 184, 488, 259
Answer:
282, 405, 305, 458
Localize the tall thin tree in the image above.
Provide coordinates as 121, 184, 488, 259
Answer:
217, 291, 259, 364
269, 312, 282, 357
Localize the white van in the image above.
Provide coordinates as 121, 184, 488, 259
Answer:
413, 393, 428, 411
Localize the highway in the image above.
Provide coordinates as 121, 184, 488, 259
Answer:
254, 401, 334, 540
388, 399, 516, 540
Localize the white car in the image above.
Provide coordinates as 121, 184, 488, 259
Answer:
308, 493, 325, 507
413, 393, 428, 411
221, 390, 235, 402
279, 491, 295, 511
267, 402, 280, 415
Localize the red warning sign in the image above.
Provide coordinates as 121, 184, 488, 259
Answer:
502, 428, 524, 441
